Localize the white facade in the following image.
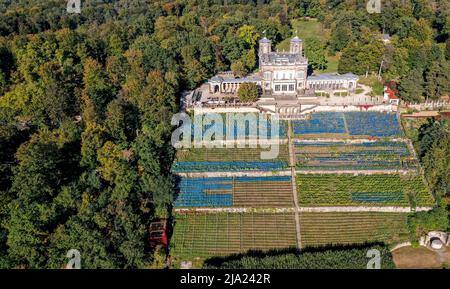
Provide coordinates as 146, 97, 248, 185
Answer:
307, 73, 359, 92
207, 37, 359, 97
259, 37, 308, 95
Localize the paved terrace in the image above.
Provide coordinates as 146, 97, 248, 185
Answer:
186, 84, 385, 109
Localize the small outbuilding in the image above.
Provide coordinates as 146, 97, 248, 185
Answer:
149, 219, 169, 249
420, 231, 449, 250
384, 86, 400, 105
430, 239, 443, 250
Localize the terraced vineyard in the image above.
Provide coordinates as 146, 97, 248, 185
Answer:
171, 212, 297, 258
175, 176, 294, 208
297, 174, 434, 206
173, 145, 289, 172
299, 212, 409, 248
170, 112, 435, 263
295, 140, 418, 171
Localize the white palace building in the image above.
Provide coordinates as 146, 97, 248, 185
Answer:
208, 37, 359, 98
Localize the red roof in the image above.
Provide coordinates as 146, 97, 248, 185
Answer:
385, 87, 399, 100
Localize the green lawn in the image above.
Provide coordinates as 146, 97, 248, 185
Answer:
358, 75, 384, 96
276, 19, 340, 74
322, 53, 340, 74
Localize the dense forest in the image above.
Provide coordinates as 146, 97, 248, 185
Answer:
0, 0, 449, 268
406, 118, 449, 241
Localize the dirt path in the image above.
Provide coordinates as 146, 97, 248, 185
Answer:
288, 120, 302, 250
436, 249, 448, 264
295, 169, 417, 175
174, 206, 432, 213
176, 170, 292, 178
297, 206, 432, 213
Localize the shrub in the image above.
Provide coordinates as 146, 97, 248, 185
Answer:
407, 204, 449, 243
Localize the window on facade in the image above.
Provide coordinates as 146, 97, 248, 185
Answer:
289, 84, 295, 91
296, 71, 304, 79
264, 72, 271, 80
275, 85, 280, 91
282, 85, 287, 91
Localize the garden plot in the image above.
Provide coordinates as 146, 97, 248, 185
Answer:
299, 212, 409, 248
190, 113, 288, 140
294, 140, 417, 171
292, 112, 403, 138
171, 212, 297, 258
175, 176, 294, 208
173, 145, 290, 172
296, 174, 434, 207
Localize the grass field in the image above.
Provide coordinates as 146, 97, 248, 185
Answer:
171, 212, 297, 258
358, 75, 384, 96
277, 19, 339, 74
297, 174, 434, 207
300, 212, 409, 248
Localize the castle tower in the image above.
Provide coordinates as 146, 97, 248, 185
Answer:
259, 37, 272, 55
290, 36, 302, 55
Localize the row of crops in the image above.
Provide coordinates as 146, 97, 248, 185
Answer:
189, 113, 288, 140
174, 176, 294, 208
182, 112, 403, 140
296, 174, 434, 206
173, 145, 289, 172
172, 161, 288, 172
175, 145, 289, 162
299, 212, 409, 248
171, 212, 297, 258
294, 140, 418, 171
292, 112, 403, 137
293, 112, 346, 135
171, 212, 409, 258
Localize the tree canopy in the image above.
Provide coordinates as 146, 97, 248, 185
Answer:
238, 82, 259, 103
